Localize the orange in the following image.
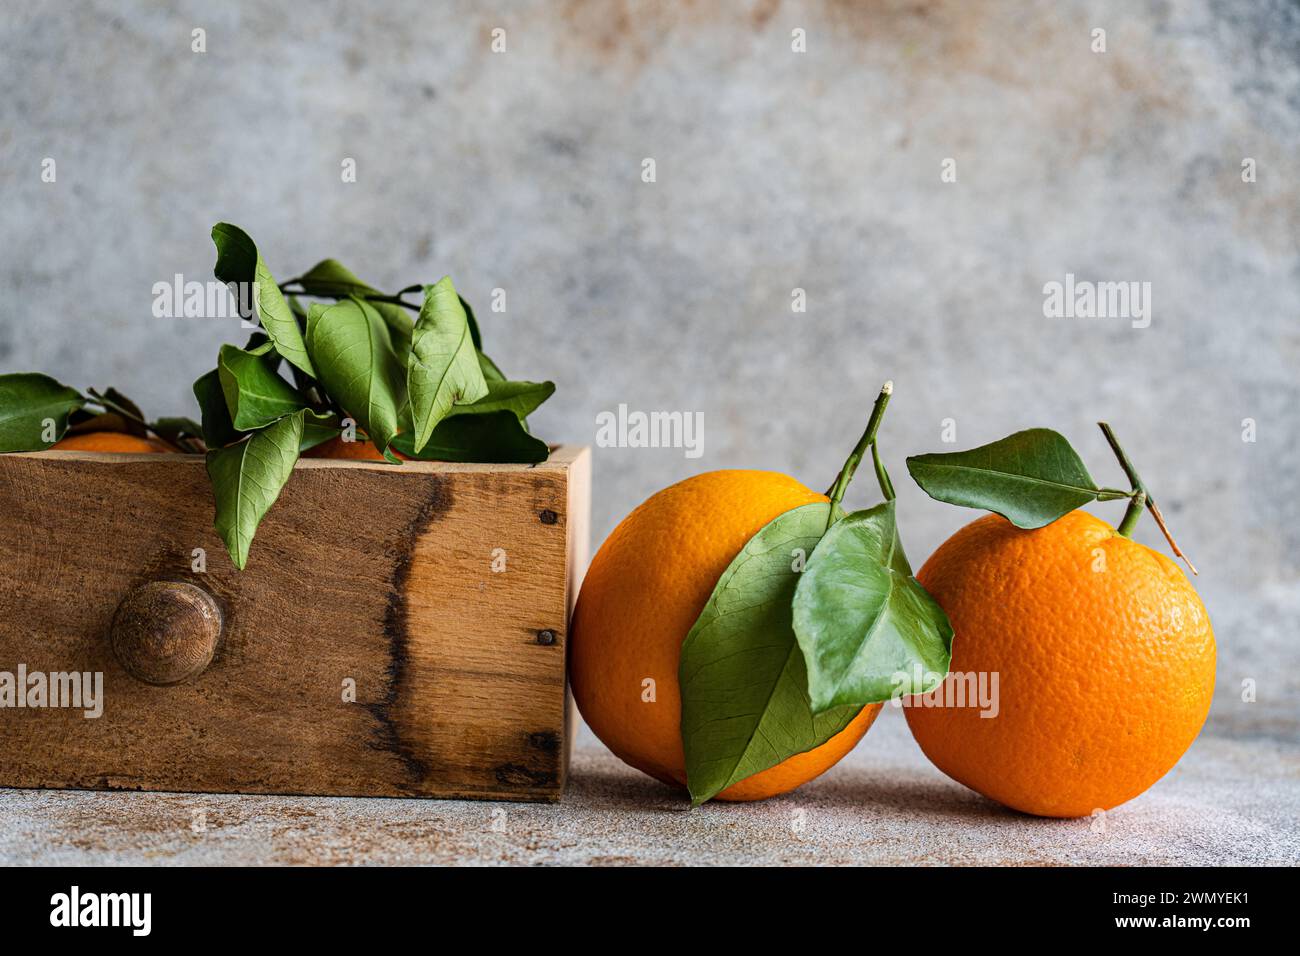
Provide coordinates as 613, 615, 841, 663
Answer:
306, 436, 383, 460
905, 510, 1215, 818
52, 432, 172, 453
570, 470, 882, 801
304, 437, 408, 461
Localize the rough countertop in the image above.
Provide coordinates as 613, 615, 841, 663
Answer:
5, 711, 1295, 867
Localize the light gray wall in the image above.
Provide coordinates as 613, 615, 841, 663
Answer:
2, 1, 1297, 732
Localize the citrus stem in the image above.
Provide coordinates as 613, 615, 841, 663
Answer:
1117, 490, 1146, 537
279, 280, 421, 312
871, 441, 896, 501
1098, 422, 1197, 575
1100, 422, 1148, 537
825, 382, 893, 525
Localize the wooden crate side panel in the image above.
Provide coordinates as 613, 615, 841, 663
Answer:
397, 468, 571, 796
0, 453, 573, 800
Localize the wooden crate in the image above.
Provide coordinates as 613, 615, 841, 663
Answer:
0, 445, 590, 803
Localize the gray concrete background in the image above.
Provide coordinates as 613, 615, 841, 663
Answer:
1, 0, 1297, 863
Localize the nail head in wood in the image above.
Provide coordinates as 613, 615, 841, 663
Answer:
539, 509, 558, 525
536, 629, 557, 646
110, 580, 223, 685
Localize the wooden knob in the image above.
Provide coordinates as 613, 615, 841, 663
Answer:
110, 581, 223, 685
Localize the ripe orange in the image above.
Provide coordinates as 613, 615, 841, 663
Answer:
570, 470, 882, 801
306, 436, 382, 460
905, 510, 1215, 818
52, 432, 173, 453
304, 437, 409, 461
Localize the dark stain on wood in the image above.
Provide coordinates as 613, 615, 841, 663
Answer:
368, 476, 454, 786
529, 731, 560, 753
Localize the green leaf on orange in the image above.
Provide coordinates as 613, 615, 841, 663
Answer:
792, 500, 952, 712
679, 502, 861, 806
905, 428, 1118, 528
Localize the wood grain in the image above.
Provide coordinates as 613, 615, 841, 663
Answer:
0, 446, 589, 802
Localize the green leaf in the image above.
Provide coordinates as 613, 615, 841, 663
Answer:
89, 387, 148, 437
478, 350, 506, 383
449, 379, 554, 422
286, 296, 308, 329
305, 298, 406, 455
459, 294, 508, 381
390, 410, 549, 463
150, 417, 203, 441
792, 500, 953, 712
276, 311, 325, 401
374, 300, 414, 355
217, 343, 309, 431
193, 369, 241, 449
679, 502, 862, 805
292, 260, 414, 353
0, 373, 85, 451
293, 259, 378, 299
287, 406, 343, 453
243, 331, 276, 358
211, 223, 315, 378
459, 294, 484, 351
102, 387, 144, 419
299, 417, 342, 453
150, 416, 204, 449
906, 428, 1106, 528
291, 264, 481, 375
407, 278, 489, 453
205, 410, 305, 570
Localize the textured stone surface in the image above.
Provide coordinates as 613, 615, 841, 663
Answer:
2, 717, 1296, 866
0, 0, 1297, 863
